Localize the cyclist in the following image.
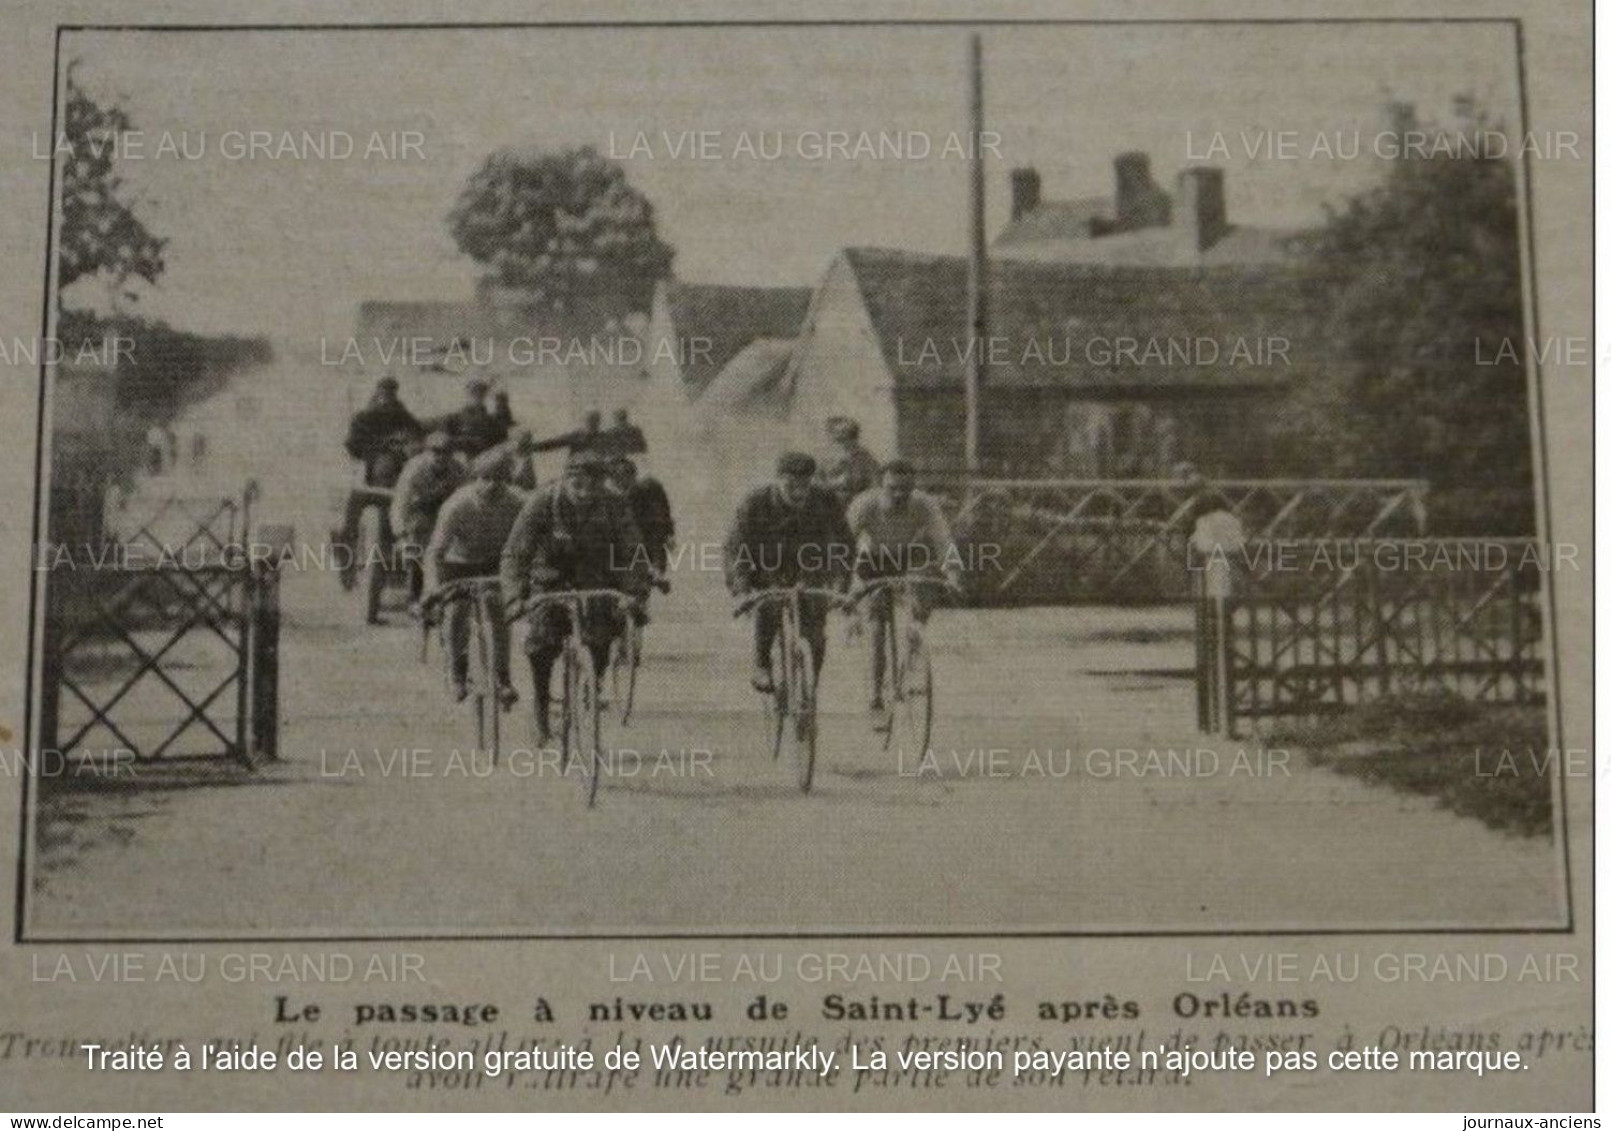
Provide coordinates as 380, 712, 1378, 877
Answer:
608, 456, 674, 587
425, 458, 524, 707
846, 459, 961, 713
599, 407, 649, 459
390, 431, 467, 612
428, 376, 513, 460
470, 428, 539, 491
819, 416, 880, 510
500, 449, 649, 745
724, 451, 855, 694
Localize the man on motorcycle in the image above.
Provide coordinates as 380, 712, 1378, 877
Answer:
345, 376, 423, 484
500, 450, 649, 746
335, 376, 424, 581
391, 431, 467, 611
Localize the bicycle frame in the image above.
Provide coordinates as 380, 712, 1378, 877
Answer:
510, 587, 641, 807
421, 575, 505, 759
845, 574, 955, 753
733, 583, 846, 791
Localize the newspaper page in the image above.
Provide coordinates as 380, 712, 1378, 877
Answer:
0, 0, 1592, 1116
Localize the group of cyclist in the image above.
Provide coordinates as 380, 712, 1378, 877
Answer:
338, 374, 961, 741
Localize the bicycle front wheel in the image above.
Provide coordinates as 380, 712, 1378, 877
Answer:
789, 641, 817, 793
568, 645, 604, 807
891, 634, 933, 759
768, 636, 788, 761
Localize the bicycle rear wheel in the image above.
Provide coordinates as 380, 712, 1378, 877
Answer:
789, 641, 817, 793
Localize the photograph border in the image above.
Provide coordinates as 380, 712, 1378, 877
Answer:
12, 14, 1581, 945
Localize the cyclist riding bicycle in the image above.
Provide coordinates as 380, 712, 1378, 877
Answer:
608, 456, 675, 598
724, 451, 855, 694
846, 459, 961, 713
500, 449, 649, 745
391, 430, 467, 612
425, 457, 525, 707
819, 416, 880, 510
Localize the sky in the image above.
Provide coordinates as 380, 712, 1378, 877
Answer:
54, 22, 1522, 340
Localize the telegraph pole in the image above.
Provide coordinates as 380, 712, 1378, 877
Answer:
963, 32, 987, 477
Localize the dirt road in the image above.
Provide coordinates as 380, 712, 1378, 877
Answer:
27, 346, 1570, 936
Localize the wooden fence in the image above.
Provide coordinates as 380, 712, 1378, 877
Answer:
1195, 537, 1548, 736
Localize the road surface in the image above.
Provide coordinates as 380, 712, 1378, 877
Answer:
28, 345, 1570, 936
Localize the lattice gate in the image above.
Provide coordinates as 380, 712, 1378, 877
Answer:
1196, 538, 1547, 736
37, 481, 279, 767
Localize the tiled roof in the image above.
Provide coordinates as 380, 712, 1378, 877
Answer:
656, 282, 812, 397
840, 247, 1323, 391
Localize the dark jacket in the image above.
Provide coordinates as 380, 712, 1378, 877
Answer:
500, 483, 649, 607
429, 400, 513, 460
724, 483, 855, 593
622, 478, 674, 571
597, 423, 648, 458
345, 399, 423, 486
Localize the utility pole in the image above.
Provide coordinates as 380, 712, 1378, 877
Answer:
963, 32, 987, 477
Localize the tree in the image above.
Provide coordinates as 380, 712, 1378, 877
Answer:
57, 62, 166, 304
1276, 100, 1532, 532
447, 146, 674, 317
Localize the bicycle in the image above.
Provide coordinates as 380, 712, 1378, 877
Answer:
846, 574, 958, 758
422, 576, 506, 765
509, 587, 642, 808
732, 584, 847, 794
609, 575, 669, 726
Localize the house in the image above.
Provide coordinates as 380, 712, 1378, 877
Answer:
995, 154, 1315, 268
782, 246, 1329, 477
643, 281, 813, 400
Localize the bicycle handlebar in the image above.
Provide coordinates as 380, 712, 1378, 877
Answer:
511, 587, 644, 623
421, 575, 500, 616
732, 585, 851, 619
845, 574, 963, 606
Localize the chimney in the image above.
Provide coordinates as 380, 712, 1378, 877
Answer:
1009, 167, 1042, 222
1114, 151, 1170, 231
1178, 166, 1227, 251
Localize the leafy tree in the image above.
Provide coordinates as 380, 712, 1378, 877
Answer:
1277, 100, 1532, 532
57, 62, 166, 304
447, 146, 674, 317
